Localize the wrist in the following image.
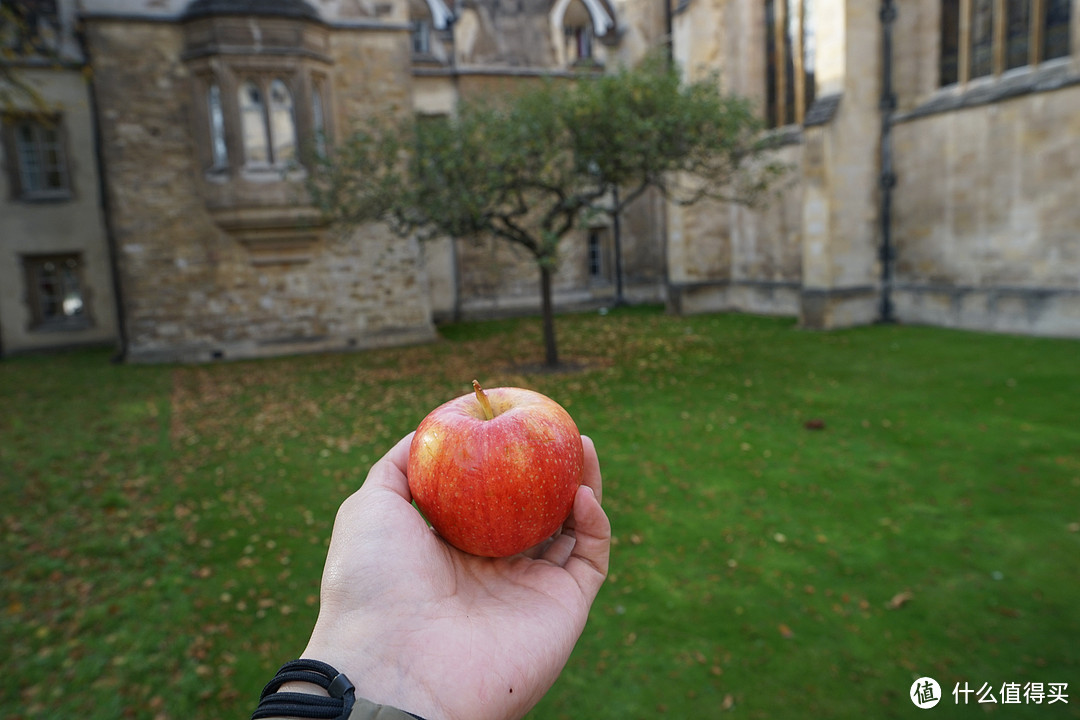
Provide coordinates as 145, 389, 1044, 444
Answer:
300, 635, 447, 720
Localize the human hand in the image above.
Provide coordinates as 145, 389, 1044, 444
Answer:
298, 432, 611, 720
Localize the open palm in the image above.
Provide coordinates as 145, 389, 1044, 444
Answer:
301, 432, 611, 720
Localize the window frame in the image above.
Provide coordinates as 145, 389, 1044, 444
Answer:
763, 0, 816, 128
940, 0, 1074, 87
2, 113, 72, 201
21, 252, 92, 331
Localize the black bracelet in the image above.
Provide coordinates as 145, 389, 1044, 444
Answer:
252, 659, 356, 720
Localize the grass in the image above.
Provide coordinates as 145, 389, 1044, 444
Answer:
2, 307, 1079, 719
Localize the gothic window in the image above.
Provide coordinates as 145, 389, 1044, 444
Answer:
22, 253, 89, 330
3, 114, 70, 200
268, 79, 297, 165
940, 0, 1073, 86
236, 78, 298, 168
563, 0, 596, 63
764, 0, 815, 128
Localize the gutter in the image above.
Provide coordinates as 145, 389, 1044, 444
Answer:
75, 19, 129, 361
877, 0, 897, 323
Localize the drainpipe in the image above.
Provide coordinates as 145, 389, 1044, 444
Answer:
878, 0, 897, 324
75, 18, 129, 361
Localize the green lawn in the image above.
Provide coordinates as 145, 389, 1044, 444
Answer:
2, 308, 1078, 719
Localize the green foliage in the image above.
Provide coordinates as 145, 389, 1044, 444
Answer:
310, 55, 781, 258
565, 52, 783, 210
309, 55, 782, 367
3, 313, 1080, 718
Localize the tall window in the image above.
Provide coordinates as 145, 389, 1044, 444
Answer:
4, 115, 70, 200
207, 84, 228, 168
587, 229, 609, 282
941, 0, 1073, 86
22, 253, 88, 330
764, 0, 816, 128
268, 79, 297, 165
237, 78, 297, 167
312, 80, 327, 157
239, 82, 270, 165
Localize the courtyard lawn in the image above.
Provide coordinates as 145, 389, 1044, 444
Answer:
2, 307, 1079, 719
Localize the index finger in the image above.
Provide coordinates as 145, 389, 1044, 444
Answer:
361, 431, 415, 503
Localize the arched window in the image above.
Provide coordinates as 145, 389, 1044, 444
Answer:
207, 83, 228, 168
268, 79, 297, 164
312, 81, 327, 157
563, 0, 595, 63
239, 81, 270, 165
237, 78, 298, 167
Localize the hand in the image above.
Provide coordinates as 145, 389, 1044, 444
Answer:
299, 432, 611, 720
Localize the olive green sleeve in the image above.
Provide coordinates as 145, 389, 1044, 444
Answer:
347, 697, 427, 720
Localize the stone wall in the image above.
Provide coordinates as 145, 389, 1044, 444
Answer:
666, 140, 805, 316
887, 0, 1080, 336
891, 85, 1080, 336
83, 17, 434, 362
666, 0, 805, 318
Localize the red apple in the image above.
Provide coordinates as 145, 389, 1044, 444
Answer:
407, 380, 584, 557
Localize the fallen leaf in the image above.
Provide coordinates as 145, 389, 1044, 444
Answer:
804, 419, 826, 430
778, 623, 795, 638
887, 591, 913, 609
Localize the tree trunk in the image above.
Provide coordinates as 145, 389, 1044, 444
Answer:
540, 263, 559, 368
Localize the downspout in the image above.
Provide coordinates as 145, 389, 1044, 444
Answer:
878, 0, 897, 323
75, 18, 129, 360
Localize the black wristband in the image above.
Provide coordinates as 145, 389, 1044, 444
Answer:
252, 659, 356, 720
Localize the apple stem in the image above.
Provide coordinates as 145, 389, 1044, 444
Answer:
473, 379, 495, 420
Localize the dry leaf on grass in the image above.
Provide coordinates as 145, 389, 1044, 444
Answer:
887, 590, 913, 609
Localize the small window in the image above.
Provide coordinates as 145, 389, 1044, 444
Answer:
587, 228, 610, 283
208, 83, 228, 168
5, 115, 70, 200
412, 20, 431, 55
23, 253, 90, 330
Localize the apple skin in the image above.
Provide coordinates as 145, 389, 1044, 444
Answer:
407, 383, 584, 558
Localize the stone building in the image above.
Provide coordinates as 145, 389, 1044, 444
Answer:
1, 0, 1077, 360
667, 0, 1080, 335
0, 0, 120, 355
